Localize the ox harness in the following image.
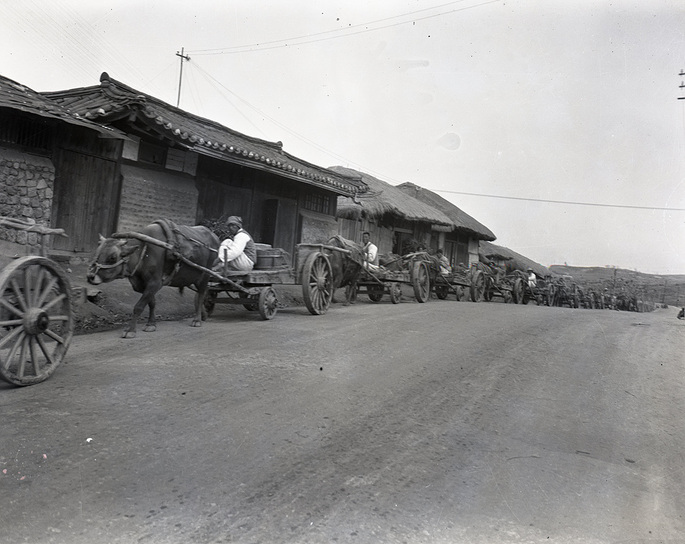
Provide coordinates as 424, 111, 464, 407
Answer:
93, 219, 217, 286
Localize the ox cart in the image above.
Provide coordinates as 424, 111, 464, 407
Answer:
106, 229, 361, 321
0, 217, 74, 386
203, 241, 356, 319
430, 262, 473, 301
470, 265, 554, 305
470, 263, 514, 303
551, 275, 581, 308
350, 252, 436, 304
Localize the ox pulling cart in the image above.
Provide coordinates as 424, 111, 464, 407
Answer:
104, 227, 361, 321
0, 217, 74, 386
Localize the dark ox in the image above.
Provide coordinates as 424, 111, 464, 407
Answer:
327, 236, 364, 305
87, 221, 220, 338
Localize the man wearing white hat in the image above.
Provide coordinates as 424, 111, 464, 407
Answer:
217, 216, 256, 272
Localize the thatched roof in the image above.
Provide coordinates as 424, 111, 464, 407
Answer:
479, 241, 552, 277
396, 183, 495, 241
331, 166, 453, 227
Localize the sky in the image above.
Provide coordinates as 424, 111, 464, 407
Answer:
2, 0, 684, 274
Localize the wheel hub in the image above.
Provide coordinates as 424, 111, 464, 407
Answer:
23, 308, 50, 335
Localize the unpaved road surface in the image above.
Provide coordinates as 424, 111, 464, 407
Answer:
1, 298, 684, 544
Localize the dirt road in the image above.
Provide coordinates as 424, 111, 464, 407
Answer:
1, 299, 684, 544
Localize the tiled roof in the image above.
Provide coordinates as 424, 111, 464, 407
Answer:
0, 74, 124, 139
396, 183, 496, 241
44, 72, 366, 196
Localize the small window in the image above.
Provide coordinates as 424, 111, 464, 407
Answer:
138, 140, 166, 166
0, 112, 50, 152
303, 193, 331, 215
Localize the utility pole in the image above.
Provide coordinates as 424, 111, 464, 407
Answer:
679, 70, 685, 100
176, 47, 191, 108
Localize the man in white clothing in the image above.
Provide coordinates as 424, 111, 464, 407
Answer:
436, 248, 452, 276
217, 216, 256, 272
362, 231, 379, 271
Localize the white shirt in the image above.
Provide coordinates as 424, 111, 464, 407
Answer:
363, 242, 378, 266
219, 231, 251, 262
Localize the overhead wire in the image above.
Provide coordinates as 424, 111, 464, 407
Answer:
188, 0, 502, 55
13, 2, 677, 215
187, 61, 269, 138
434, 189, 685, 212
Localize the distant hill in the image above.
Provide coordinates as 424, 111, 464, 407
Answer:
549, 265, 685, 307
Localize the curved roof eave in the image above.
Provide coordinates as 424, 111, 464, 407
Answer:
44, 72, 367, 197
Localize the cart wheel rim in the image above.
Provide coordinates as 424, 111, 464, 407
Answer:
258, 287, 278, 320
390, 283, 402, 304
302, 252, 332, 315
412, 261, 430, 303
0, 256, 73, 386
470, 270, 484, 302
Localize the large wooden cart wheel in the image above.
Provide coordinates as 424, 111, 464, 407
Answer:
411, 261, 430, 303
470, 270, 484, 302
512, 277, 525, 304
302, 252, 333, 315
390, 282, 402, 304
257, 286, 278, 320
483, 276, 494, 302
0, 256, 74, 386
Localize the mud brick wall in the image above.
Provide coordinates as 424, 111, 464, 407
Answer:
0, 148, 55, 253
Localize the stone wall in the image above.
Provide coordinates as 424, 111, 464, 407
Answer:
0, 147, 55, 254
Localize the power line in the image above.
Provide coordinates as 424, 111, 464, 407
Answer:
182, 62, 685, 214
434, 189, 685, 211
188, 0, 502, 55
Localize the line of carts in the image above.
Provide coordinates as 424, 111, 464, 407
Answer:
0, 224, 561, 387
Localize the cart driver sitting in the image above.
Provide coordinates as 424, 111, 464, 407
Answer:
436, 248, 452, 276
216, 216, 256, 272
362, 231, 379, 271
527, 267, 537, 289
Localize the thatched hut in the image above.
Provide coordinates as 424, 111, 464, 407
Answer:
331, 166, 454, 256
479, 240, 551, 277
396, 182, 496, 266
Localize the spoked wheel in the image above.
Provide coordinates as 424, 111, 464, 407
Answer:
483, 277, 494, 302
470, 270, 484, 302
257, 287, 278, 320
302, 252, 333, 315
0, 256, 74, 386
411, 261, 430, 303
512, 278, 525, 304
367, 284, 384, 303
389, 282, 402, 304
434, 283, 449, 300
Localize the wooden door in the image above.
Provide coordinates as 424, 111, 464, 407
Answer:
52, 150, 119, 253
